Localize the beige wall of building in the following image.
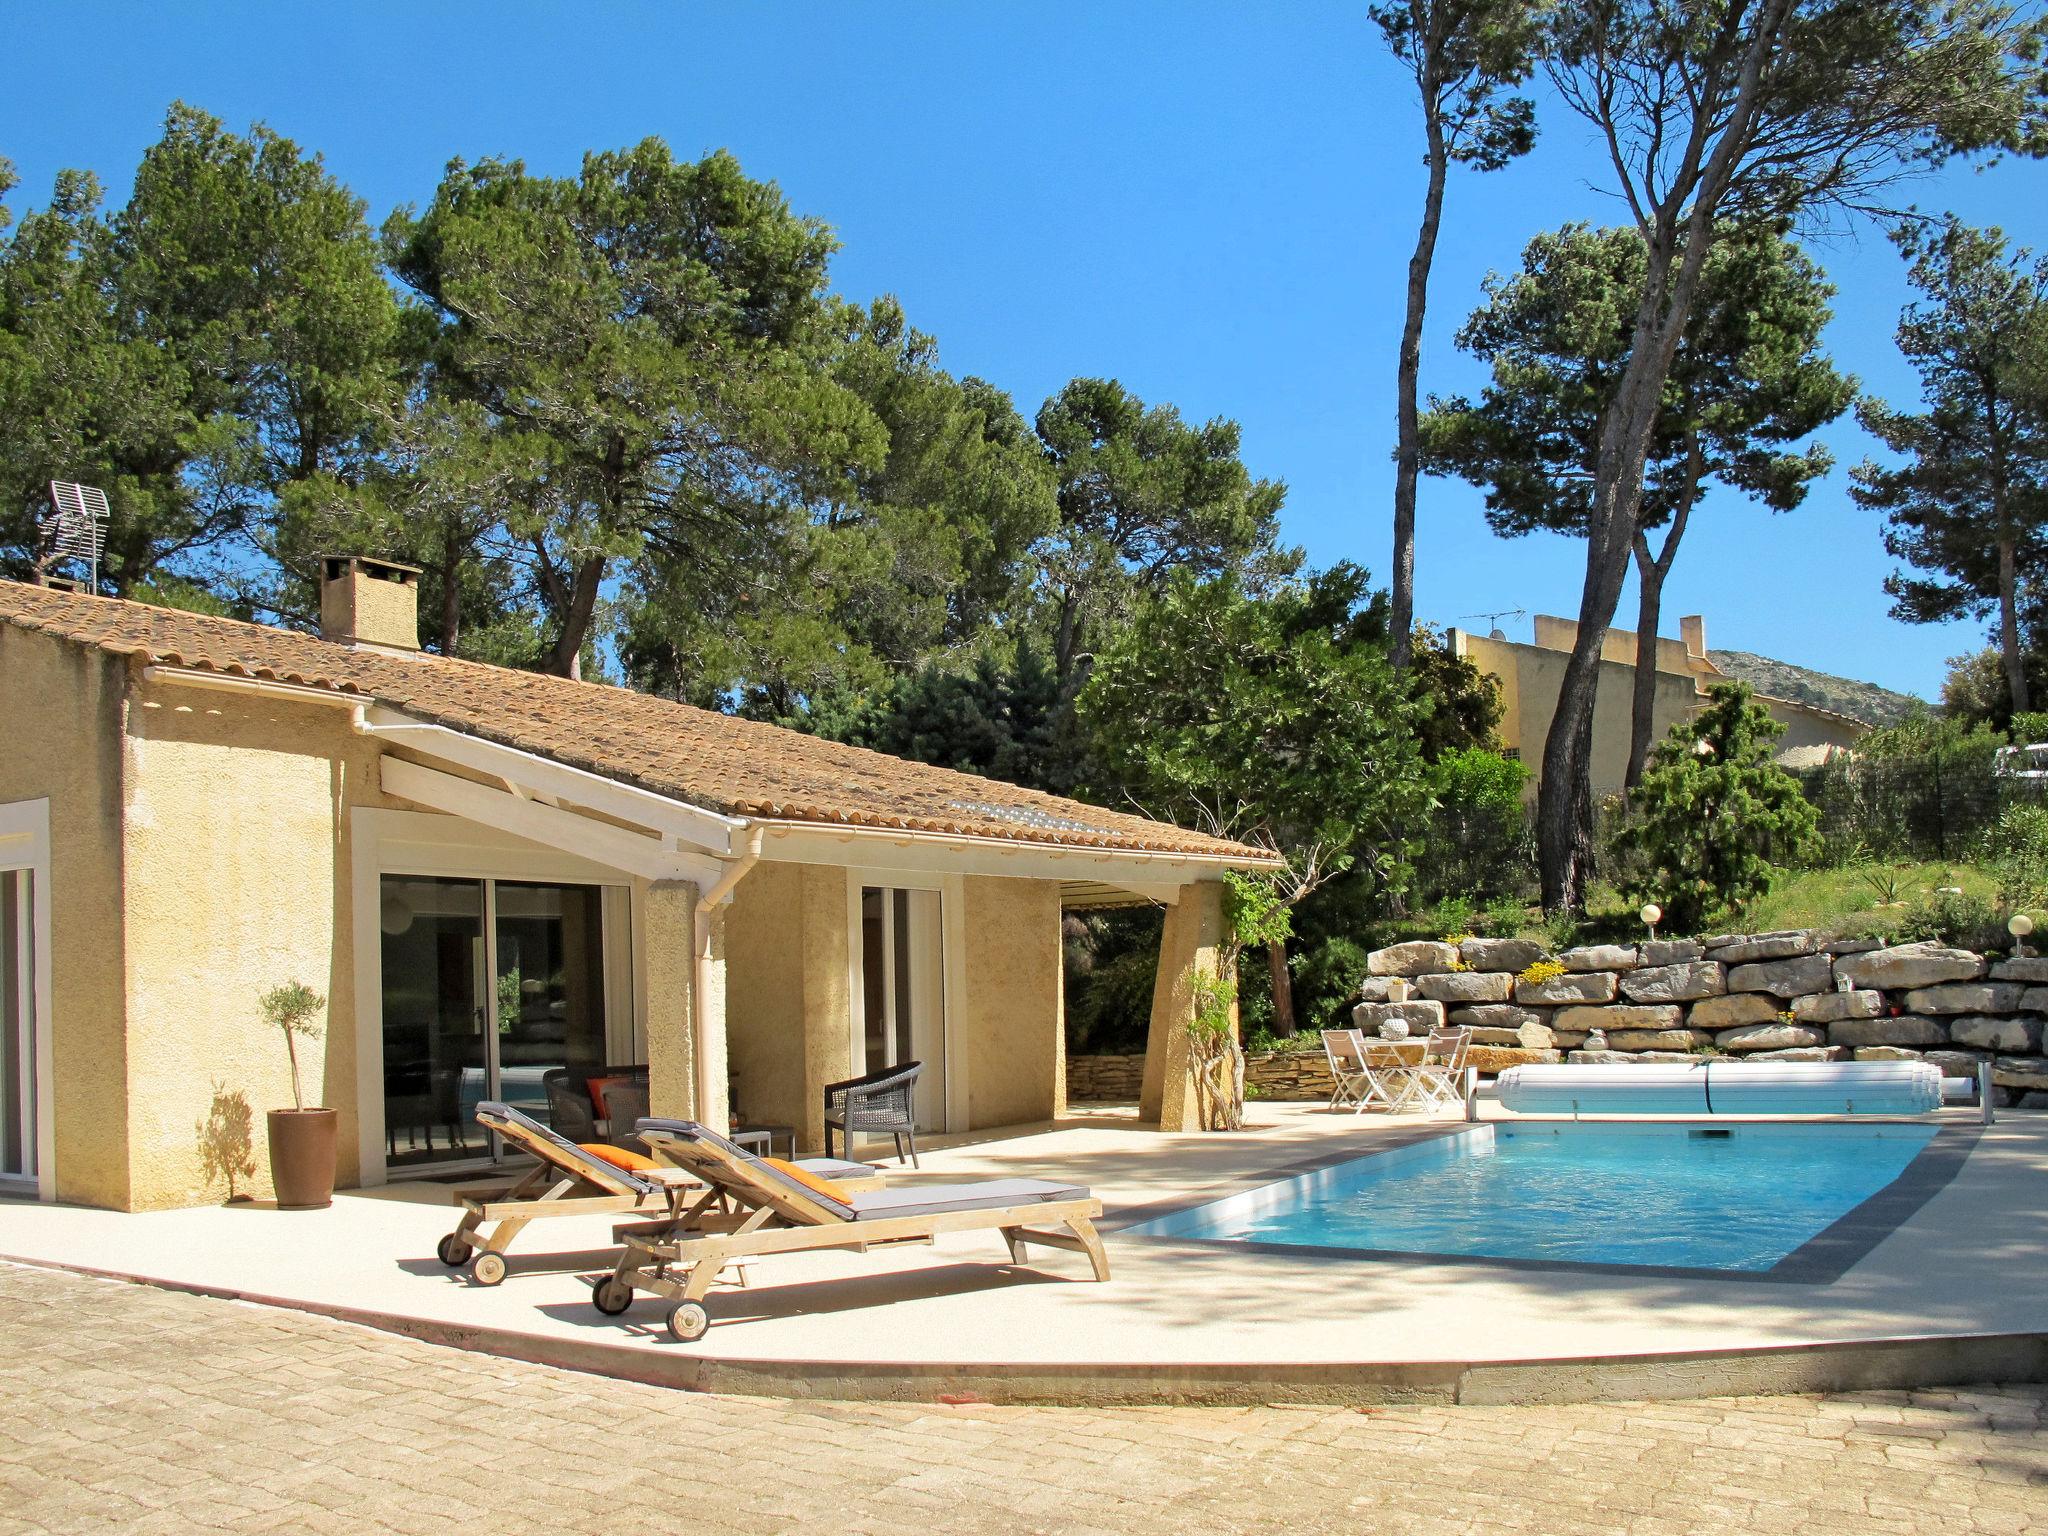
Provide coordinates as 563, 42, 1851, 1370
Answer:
960, 875, 1065, 1130
0, 628, 130, 1209
1454, 616, 1866, 794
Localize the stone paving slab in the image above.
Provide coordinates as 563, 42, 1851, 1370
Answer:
1, 1261, 2044, 1535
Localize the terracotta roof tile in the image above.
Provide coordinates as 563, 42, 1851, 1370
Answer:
0, 580, 1273, 863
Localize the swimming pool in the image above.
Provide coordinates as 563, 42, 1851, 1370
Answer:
1126, 1123, 1953, 1276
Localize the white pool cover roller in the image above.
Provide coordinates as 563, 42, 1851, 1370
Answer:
1496, 1060, 1945, 1116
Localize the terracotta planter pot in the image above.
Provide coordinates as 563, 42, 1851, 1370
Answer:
267, 1108, 338, 1209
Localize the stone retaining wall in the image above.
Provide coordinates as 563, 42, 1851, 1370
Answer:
1066, 930, 2048, 1107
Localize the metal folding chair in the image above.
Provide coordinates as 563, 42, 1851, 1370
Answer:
1321, 1029, 1371, 1110
1408, 1027, 1473, 1114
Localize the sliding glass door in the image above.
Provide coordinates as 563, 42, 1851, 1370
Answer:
857, 885, 947, 1131
379, 875, 610, 1172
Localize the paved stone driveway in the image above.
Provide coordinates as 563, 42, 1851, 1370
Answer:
1, 1261, 2042, 1535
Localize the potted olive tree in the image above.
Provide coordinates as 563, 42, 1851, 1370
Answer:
262, 982, 336, 1209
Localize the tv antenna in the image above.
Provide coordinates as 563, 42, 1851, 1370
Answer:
1458, 607, 1526, 635
40, 481, 110, 594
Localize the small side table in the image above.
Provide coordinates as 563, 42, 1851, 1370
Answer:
734, 1123, 795, 1159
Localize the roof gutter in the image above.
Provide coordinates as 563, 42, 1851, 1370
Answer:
749, 816, 1282, 871
694, 827, 763, 1130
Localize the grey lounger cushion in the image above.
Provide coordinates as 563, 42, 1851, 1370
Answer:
847, 1179, 1088, 1222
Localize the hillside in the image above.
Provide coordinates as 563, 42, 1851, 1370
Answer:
1708, 650, 1926, 728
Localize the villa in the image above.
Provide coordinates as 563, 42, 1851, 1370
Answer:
0, 559, 1277, 1211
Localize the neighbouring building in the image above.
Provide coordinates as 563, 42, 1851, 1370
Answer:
0, 562, 1276, 1211
1449, 614, 1873, 794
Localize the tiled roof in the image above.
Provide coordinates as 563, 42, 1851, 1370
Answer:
0, 580, 1272, 863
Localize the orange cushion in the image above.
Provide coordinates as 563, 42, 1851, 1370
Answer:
578, 1143, 659, 1173
585, 1075, 628, 1116
762, 1157, 849, 1204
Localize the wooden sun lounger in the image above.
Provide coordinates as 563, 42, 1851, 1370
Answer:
437, 1102, 882, 1286
592, 1118, 1109, 1342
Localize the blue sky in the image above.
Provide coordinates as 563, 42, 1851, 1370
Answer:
6, 1, 2043, 700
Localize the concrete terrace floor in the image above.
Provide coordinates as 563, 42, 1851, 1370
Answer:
5, 1261, 2045, 1536
0, 1103, 2044, 1404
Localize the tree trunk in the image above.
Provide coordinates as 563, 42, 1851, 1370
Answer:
1053, 587, 1081, 692
439, 522, 463, 657
1625, 469, 1697, 789
1999, 534, 2030, 716
1389, 111, 1450, 677
1265, 936, 1297, 1038
543, 556, 605, 679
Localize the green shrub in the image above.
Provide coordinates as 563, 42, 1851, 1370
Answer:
1416, 747, 1533, 903
1614, 684, 1821, 933
1987, 803, 2048, 911
1895, 886, 2003, 950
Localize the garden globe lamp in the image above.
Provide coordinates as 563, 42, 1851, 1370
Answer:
1641, 903, 1662, 943
2011, 913, 2034, 959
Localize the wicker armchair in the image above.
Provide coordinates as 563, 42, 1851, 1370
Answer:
823, 1061, 923, 1166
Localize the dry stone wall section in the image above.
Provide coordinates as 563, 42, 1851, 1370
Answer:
1066, 931, 2048, 1108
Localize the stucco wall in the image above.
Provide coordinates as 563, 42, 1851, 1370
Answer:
1462, 633, 1699, 795
0, 629, 130, 1208
118, 674, 387, 1209
960, 875, 1063, 1129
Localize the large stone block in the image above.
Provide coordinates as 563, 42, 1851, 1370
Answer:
1568, 1049, 1697, 1064
1465, 1045, 1563, 1074
1414, 970, 1514, 1004
1727, 953, 1832, 997
2022, 986, 2048, 1015
1708, 930, 1819, 963
1555, 1003, 1683, 1033
1448, 1003, 1544, 1030
1517, 971, 1617, 1005
1366, 941, 1460, 977
1834, 942, 1985, 991
1993, 1056, 2048, 1091
1468, 1023, 1556, 1049
1560, 944, 1640, 972
1352, 999, 1445, 1035
1851, 1046, 1922, 1062
1621, 961, 1726, 1003
1924, 1048, 1990, 1079
1746, 1045, 1849, 1062
1790, 989, 1885, 1024
1356, 976, 1399, 1002
1459, 937, 1551, 973
1990, 956, 2048, 982
1610, 1028, 1711, 1051
1826, 1015, 1948, 1048
1902, 981, 2026, 1015
1825, 936, 1885, 955
1687, 993, 1781, 1028
1948, 1015, 2043, 1052
1640, 939, 1705, 966
1716, 1022, 1826, 1052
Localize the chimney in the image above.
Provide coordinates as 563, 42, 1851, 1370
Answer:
320, 555, 421, 651
1679, 614, 1706, 660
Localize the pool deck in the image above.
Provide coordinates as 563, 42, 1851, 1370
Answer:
3, 1102, 2045, 1406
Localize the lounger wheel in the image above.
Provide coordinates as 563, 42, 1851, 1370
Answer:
591, 1276, 634, 1316
436, 1233, 474, 1268
469, 1251, 508, 1287
665, 1300, 710, 1343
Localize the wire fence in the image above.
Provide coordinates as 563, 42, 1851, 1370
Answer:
1788, 746, 2048, 864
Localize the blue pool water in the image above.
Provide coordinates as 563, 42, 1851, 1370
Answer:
1130, 1124, 1941, 1273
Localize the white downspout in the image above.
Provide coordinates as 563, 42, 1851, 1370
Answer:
693, 827, 763, 1125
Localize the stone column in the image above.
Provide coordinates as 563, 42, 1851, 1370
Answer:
1139, 880, 1230, 1131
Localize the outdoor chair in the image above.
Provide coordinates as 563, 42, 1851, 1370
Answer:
436, 1101, 880, 1288
823, 1060, 923, 1165
1407, 1027, 1473, 1114
1321, 1029, 1372, 1110
596, 1118, 1107, 1343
